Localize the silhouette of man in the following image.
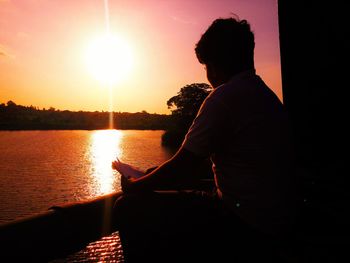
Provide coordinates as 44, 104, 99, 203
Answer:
112, 16, 297, 262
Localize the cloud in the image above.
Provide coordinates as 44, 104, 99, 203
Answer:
0, 44, 14, 58
0, 45, 7, 56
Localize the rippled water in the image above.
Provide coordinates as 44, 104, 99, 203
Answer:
0, 130, 173, 224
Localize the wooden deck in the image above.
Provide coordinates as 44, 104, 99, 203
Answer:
49, 231, 124, 263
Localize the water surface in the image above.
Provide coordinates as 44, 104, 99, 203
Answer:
0, 130, 173, 224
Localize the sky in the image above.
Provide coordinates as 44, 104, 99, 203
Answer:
0, 0, 281, 114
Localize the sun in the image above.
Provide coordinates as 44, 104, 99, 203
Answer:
85, 34, 133, 85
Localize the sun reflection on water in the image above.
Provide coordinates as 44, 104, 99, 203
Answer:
90, 129, 122, 195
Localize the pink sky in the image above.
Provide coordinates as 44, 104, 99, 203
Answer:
0, 0, 281, 114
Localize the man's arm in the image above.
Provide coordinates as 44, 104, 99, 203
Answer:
117, 146, 207, 193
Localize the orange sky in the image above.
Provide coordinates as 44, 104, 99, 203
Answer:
0, 0, 282, 114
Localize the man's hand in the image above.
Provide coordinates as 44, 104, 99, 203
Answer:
112, 158, 145, 179
120, 173, 135, 193
112, 158, 145, 193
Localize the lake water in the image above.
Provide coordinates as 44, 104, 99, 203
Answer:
0, 130, 173, 224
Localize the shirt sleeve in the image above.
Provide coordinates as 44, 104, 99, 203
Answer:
182, 96, 228, 157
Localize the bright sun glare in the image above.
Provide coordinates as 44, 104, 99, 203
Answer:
85, 34, 133, 85
91, 129, 123, 195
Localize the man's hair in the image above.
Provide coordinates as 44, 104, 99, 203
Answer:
195, 16, 255, 73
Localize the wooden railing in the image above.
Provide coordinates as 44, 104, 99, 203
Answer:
0, 191, 123, 262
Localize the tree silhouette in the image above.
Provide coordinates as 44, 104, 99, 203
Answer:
6, 100, 17, 107
162, 83, 212, 148
167, 83, 212, 116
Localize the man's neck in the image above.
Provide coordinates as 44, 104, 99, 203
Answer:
216, 67, 254, 87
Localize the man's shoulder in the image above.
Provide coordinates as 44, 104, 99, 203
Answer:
208, 76, 251, 104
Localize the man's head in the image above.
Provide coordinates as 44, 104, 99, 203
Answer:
195, 16, 255, 87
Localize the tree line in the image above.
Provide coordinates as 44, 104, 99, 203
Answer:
0, 83, 212, 148
0, 101, 171, 130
